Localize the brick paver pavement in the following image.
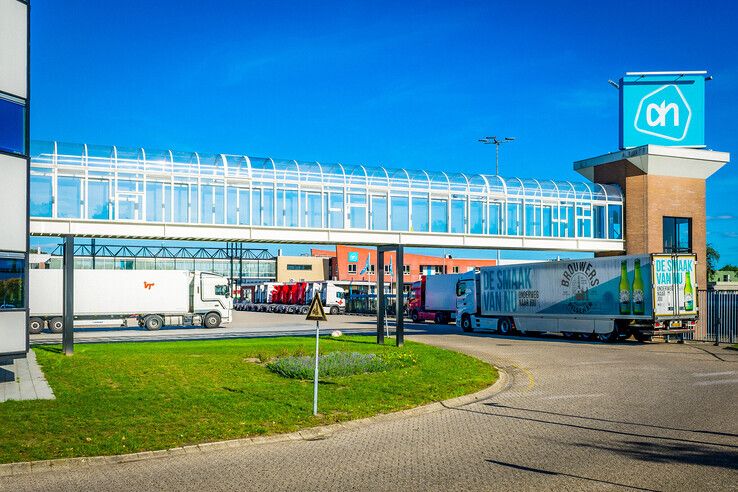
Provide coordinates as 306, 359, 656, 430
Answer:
3, 331, 737, 491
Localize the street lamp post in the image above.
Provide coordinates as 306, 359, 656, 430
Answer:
478, 136, 515, 175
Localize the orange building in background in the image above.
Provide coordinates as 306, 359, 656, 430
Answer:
311, 245, 497, 287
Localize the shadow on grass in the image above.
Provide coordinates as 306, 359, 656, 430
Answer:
35, 345, 63, 354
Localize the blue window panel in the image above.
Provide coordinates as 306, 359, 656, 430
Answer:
542, 206, 552, 237
470, 201, 484, 234
88, 180, 110, 220
608, 204, 622, 239
0, 258, 25, 309
411, 197, 429, 232
30, 174, 52, 217
488, 203, 501, 235
593, 205, 606, 239
525, 204, 540, 236
251, 188, 262, 225
262, 188, 274, 226
371, 196, 387, 231
577, 218, 591, 237
190, 185, 198, 223
349, 194, 366, 229
451, 200, 465, 234
283, 190, 298, 227
214, 187, 225, 224
391, 196, 409, 231
304, 192, 322, 228
174, 185, 188, 222
227, 188, 238, 224
238, 189, 250, 225
431, 199, 448, 233
560, 206, 575, 238
328, 192, 344, 229
0, 97, 25, 155
146, 182, 163, 222
506, 203, 521, 236
116, 180, 138, 220
201, 185, 214, 224
57, 176, 81, 218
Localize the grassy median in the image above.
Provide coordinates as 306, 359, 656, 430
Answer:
0, 336, 496, 464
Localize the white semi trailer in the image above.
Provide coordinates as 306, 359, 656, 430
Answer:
29, 269, 232, 333
456, 254, 698, 342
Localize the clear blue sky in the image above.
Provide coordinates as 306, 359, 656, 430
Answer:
29, 0, 738, 264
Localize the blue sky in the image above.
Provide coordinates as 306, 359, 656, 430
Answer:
29, 0, 738, 264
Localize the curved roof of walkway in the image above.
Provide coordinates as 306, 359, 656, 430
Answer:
30, 140, 622, 203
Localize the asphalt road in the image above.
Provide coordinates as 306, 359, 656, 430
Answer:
28, 310, 449, 344
10, 324, 738, 491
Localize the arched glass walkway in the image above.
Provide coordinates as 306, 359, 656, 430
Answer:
29, 140, 624, 249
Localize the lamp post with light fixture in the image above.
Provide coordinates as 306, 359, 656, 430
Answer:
478, 136, 515, 176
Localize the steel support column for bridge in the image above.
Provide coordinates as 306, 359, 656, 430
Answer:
376, 245, 404, 347
62, 235, 74, 356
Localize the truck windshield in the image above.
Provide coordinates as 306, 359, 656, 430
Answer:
456, 282, 466, 296
215, 285, 229, 297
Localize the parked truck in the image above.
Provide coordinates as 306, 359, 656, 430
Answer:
237, 280, 346, 314
408, 274, 460, 324
456, 254, 698, 342
29, 269, 232, 333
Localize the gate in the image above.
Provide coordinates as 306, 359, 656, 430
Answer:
691, 290, 738, 343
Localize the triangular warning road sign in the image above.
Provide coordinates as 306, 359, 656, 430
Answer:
306, 292, 327, 321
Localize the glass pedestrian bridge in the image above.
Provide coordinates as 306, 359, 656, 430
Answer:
29, 140, 625, 252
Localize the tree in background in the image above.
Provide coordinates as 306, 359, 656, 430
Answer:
706, 243, 720, 280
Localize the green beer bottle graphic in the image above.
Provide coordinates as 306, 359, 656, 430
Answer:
684, 270, 694, 311
619, 260, 631, 315
632, 259, 644, 315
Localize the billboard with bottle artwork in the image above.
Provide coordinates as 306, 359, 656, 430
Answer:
477, 253, 697, 320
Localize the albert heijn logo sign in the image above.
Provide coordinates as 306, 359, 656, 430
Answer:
619, 72, 706, 149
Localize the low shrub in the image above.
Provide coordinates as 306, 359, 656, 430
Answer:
267, 351, 389, 379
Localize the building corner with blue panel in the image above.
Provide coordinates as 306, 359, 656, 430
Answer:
0, 0, 30, 358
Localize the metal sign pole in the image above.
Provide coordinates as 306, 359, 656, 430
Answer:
313, 319, 320, 415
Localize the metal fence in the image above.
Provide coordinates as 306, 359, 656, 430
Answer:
690, 290, 738, 343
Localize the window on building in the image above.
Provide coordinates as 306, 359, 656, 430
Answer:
348, 264, 357, 274
0, 95, 25, 155
384, 264, 390, 274
286, 264, 313, 271
403, 265, 410, 275
452, 266, 459, 273
369, 264, 376, 274
0, 257, 25, 309
663, 217, 692, 253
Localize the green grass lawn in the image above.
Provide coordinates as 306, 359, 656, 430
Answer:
0, 336, 496, 464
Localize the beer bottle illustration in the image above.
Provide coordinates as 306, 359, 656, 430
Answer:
684, 270, 694, 311
619, 260, 631, 315
632, 259, 644, 315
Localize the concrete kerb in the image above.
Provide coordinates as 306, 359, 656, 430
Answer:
0, 365, 508, 478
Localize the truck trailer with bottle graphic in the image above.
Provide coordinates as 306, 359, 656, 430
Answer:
455, 254, 697, 341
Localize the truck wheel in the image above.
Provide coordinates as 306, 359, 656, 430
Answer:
434, 313, 445, 324
301, 306, 309, 314
410, 310, 421, 323
635, 333, 653, 343
144, 315, 164, 331
29, 317, 44, 334
204, 312, 221, 328
561, 331, 576, 339
460, 315, 474, 333
330, 306, 339, 315
49, 317, 64, 333
594, 330, 617, 343
497, 317, 513, 335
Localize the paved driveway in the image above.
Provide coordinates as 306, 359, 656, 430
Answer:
6, 330, 738, 491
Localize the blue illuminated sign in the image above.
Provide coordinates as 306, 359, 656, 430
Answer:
348, 252, 359, 263
619, 72, 706, 149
